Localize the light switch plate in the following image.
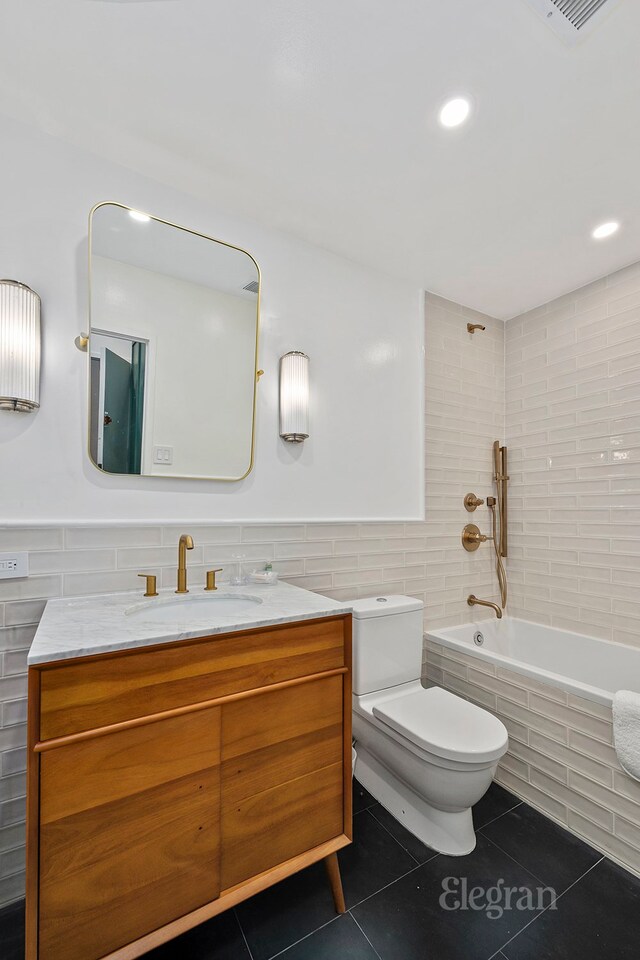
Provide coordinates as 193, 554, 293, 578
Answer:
0, 552, 29, 579
153, 445, 174, 465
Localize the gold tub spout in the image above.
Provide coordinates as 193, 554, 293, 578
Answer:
467, 595, 503, 619
176, 534, 194, 594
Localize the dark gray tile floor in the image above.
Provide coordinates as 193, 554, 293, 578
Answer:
2, 779, 640, 960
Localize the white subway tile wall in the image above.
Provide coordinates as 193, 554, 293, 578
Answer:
425, 638, 640, 876
0, 293, 504, 908
505, 262, 640, 647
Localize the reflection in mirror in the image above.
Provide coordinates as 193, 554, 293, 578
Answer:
89, 202, 260, 480
90, 332, 147, 474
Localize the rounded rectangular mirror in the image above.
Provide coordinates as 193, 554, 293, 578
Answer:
88, 202, 260, 480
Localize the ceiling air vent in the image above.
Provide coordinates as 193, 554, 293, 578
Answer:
243, 280, 259, 294
524, 0, 623, 44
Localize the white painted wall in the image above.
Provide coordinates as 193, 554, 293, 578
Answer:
0, 115, 423, 521
92, 257, 257, 479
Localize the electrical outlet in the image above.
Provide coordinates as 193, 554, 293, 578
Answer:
0, 552, 29, 579
153, 445, 174, 465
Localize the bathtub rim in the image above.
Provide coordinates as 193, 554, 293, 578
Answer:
424, 617, 637, 707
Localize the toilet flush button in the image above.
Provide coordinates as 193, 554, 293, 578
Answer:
376, 597, 388, 602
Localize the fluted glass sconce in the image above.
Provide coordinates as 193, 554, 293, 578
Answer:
279, 351, 309, 442
0, 280, 41, 412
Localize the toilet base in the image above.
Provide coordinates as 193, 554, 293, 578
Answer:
355, 745, 477, 856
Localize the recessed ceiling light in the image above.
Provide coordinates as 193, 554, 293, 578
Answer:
129, 210, 150, 223
439, 97, 471, 129
591, 220, 620, 240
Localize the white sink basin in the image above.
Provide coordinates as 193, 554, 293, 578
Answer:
125, 593, 263, 623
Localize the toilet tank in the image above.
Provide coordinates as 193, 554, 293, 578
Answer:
350, 596, 425, 695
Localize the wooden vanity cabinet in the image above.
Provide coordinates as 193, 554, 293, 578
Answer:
26, 614, 352, 960
38, 708, 222, 960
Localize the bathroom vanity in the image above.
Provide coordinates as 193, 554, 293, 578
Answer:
25, 583, 353, 960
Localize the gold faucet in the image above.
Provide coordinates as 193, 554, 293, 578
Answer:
467, 595, 502, 619
176, 534, 194, 594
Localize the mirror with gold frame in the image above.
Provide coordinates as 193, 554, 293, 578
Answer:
88, 202, 260, 481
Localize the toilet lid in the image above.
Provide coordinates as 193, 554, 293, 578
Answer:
372, 687, 508, 763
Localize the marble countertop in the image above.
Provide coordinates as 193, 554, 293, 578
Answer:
28, 581, 353, 665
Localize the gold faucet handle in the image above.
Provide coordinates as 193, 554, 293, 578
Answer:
462, 524, 493, 551
464, 493, 485, 512
138, 573, 158, 597
205, 568, 224, 592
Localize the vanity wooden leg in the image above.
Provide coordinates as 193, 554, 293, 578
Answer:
324, 852, 346, 913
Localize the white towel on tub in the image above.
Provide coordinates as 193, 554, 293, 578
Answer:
613, 690, 640, 782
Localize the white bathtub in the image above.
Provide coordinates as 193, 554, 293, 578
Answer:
426, 617, 640, 707
425, 617, 640, 876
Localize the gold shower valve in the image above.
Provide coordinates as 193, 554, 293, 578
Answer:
461, 523, 492, 552
464, 493, 485, 512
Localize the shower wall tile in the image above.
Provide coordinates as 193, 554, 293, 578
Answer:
0, 292, 505, 907
505, 262, 640, 648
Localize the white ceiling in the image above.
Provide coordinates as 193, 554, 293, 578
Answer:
1, 0, 639, 319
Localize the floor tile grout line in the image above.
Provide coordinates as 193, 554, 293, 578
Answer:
234, 907, 255, 960
574, 854, 605, 883
366, 806, 424, 866
263, 914, 340, 960
479, 816, 606, 895
262, 908, 386, 960
354, 799, 380, 816
475, 800, 523, 832
494, 855, 605, 960
240, 809, 430, 960
348, 859, 425, 912
478, 831, 556, 890
350, 911, 385, 960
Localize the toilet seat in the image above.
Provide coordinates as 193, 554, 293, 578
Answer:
372, 686, 507, 764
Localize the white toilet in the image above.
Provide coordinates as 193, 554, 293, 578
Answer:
351, 596, 508, 856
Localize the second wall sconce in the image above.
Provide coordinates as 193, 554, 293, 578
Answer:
0, 279, 41, 412
279, 351, 309, 443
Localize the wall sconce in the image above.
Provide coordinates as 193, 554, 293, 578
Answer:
0, 280, 41, 412
279, 351, 309, 443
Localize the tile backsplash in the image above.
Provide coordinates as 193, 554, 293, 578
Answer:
506, 261, 640, 647
0, 293, 504, 907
